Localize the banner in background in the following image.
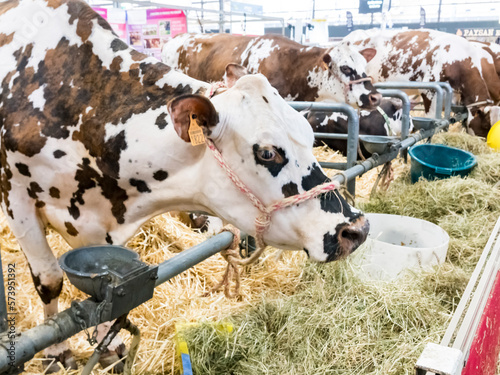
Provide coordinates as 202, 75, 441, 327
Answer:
128, 9, 187, 60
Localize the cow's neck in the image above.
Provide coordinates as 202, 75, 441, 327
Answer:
307, 67, 344, 102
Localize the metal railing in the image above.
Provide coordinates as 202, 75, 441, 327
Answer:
288, 102, 360, 194
0, 232, 234, 373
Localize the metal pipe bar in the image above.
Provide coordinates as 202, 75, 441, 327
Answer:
319, 162, 347, 170
314, 132, 348, 140
437, 82, 453, 120
376, 89, 411, 141
0, 232, 234, 372
289, 102, 359, 195
155, 231, 233, 287
0, 250, 7, 333
374, 82, 444, 119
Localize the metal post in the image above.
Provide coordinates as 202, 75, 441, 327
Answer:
374, 82, 444, 120
218, 0, 224, 33
288, 102, 360, 195
0, 250, 7, 333
376, 89, 411, 141
437, 82, 453, 120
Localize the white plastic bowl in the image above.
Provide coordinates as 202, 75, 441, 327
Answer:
349, 213, 450, 280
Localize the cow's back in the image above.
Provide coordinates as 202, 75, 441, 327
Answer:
162, 33, 324, 98
346, 29, 494, 106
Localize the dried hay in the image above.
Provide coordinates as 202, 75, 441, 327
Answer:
1, 131, 498, 374
177, 133, 500, 374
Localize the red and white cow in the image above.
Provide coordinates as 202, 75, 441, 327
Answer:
161, 33, 383, 109
344, 28, 500, 137
0, 0, 369, 371
472, 40, 500, 78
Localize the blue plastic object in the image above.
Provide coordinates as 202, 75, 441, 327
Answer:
408, 144, 477, 183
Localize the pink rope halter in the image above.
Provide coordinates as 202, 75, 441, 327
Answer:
343, 76, 374, 100
205, 138, 340, 265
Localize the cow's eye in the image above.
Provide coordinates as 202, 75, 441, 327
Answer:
340, 66, 352, 76
257, 148, 276, 161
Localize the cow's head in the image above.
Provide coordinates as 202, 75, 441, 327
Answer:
468, 105, 500, 137
168, 65, 369, 262
321, 41, 382, 109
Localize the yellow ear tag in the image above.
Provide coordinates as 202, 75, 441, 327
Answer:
188, 114, 205, 146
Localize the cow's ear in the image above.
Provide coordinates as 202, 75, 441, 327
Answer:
167, 95, 218, 143
322, 53, 332, 68
224, 63, 248, 88
359, 48, 377, 63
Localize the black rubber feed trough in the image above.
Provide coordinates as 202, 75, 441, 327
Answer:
359, 135, 399, 154
59, 245, 151, 301
412, 117, 435, 131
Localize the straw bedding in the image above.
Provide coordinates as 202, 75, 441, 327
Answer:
1, 130, 499, 374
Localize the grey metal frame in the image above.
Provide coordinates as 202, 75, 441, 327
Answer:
374, 81, 445, 119
0, 232, 234, 373
288, 102, 360, 195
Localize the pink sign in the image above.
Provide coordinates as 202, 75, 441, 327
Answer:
129, 8, 187, 60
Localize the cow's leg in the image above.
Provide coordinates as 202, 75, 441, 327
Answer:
95, 321, 128, 372
5, 213, 77, 372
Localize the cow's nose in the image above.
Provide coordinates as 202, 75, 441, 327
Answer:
337, 216, 370, 256
369, 92, 382, 107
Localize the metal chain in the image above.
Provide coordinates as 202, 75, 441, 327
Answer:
71, 300, 107, 346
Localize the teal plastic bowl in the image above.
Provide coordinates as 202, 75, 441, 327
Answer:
408, 144, 477, 183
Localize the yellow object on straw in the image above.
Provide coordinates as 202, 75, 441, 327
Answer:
487, 120, 500, 150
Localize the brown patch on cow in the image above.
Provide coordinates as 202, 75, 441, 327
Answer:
28, 264, 63, 305
45, 0, 66, 9
49, 187, 60, 199
15, 163, 31, 177
155, 113, 168, 130
444, 45, 451, 52
441, 58, 491, 105
35, 200, 46, 208
0, 0, 19, 15
0, 32, 14, 48
153, 170, 168, 181
65, 221, 79, 236
27, 181, 43, 199
129, 178, 151, 193
53, 150, 66, 158
0, 141, 14, 218
110, 56, 123, 71
1, 1, 202, 224
171, 34, 330, 101
67, 1, 114, 42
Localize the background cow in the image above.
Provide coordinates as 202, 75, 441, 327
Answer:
472, 40, 500, 78
306, 98, 411, 158
162, 33, 383, 109
344, 28, 500, 137
0, 0, 369, 371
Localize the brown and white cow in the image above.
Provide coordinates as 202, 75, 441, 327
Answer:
161, 33, 383, 109
472, 40, 500, 78
0, 0, 369, 371
344, 28, 500, 137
